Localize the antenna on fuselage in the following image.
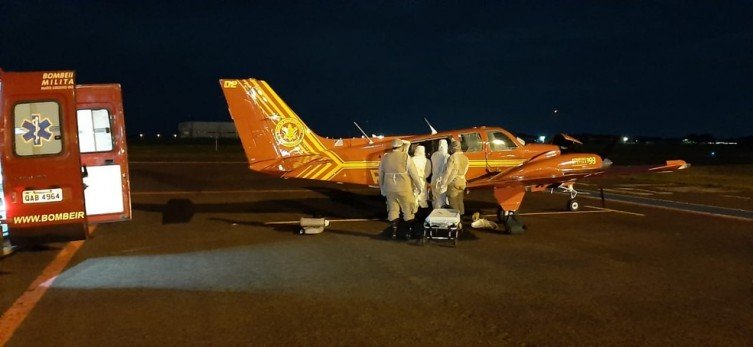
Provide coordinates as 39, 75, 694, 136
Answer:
424, 117, 438, 134
353, 122, 374, 144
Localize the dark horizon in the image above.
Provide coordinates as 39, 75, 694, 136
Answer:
1, 1, 751, 138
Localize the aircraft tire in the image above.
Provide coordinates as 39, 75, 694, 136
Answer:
567, 199, 580, 212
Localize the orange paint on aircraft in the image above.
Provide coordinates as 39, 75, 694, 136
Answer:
220, 77, 689, 228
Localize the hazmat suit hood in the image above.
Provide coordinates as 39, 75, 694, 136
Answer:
437, 139, 448, 154
414, 145, 425, 157
391, 138, 403, 149
450, 140, 462, 153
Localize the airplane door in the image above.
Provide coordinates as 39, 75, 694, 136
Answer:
76, 84, 131, 224
0, 71, 89, 245
485, 130, 525, 171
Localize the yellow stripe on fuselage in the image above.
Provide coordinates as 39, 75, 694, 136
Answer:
246, 79, 320, 155
239, 79, 315, 155
308, 163, 333, 180
296, 164, 319, 178
255, 80, 346, 171
302, 164, 323, 179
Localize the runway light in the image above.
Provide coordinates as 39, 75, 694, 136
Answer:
538, 135, 546, 143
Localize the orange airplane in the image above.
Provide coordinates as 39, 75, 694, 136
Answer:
219, 78, 689, 232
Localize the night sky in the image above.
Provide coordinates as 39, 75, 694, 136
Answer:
1, 1, 751, 138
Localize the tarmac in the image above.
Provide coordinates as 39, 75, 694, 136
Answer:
1, 161, 752, 345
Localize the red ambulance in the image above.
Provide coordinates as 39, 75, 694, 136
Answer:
0, 69, 131, 253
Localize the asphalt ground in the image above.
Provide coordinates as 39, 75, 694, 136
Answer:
1, 162, 752, 345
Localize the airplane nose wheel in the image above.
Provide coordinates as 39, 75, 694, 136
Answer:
567, 198, 580, 212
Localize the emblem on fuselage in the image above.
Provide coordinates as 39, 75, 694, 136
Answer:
274, 118, 305, 148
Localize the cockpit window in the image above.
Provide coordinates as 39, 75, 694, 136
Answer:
460, 133, 482, 152
487, 131, 518, 151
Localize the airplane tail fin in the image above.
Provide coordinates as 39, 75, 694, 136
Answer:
219, 78, 332, 173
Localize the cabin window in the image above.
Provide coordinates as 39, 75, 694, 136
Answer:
460, 133, 482, 152
77, 109, 113, 153
409, 137, 451, 157
487, 131, 518, 151
14, 101, 63, 156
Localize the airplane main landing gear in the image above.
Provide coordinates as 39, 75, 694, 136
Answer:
496, 207, 526, 234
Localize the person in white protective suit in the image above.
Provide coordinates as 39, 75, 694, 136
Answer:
378, 138, 424, 239
440, 140, 470, 215
430, 139, 450, 209
410, 145, 432, 209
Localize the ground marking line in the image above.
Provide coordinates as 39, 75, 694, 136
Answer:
581, 189, 753, 213
615, 187, 673, 195
480, 209, 616, 219
130, 161, 247, 164
265, 209, 628, 225
578, 193, 753, 222
602, 188, 654, 196
721, 195, 751, 200
133, 189, 315, 195
0, 241, 84, 346
132, 188, 376, 196
584, 205, 646, 217
265, 218, 382, 225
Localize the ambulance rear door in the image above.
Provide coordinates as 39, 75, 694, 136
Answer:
0, 71, 88, 245
76, 84, 131, 224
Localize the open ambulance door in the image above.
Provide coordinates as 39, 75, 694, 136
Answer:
75, 84, 131, 224
0, 71, 89, 245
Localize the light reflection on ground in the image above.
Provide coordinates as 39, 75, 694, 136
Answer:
52, 241, 388, 295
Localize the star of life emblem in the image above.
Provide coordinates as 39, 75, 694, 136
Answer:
21, 114, 54, 147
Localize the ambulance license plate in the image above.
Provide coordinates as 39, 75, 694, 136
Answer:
22, 189, 63, 204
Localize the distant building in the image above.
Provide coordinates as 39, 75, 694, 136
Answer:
178, 122, 238, 139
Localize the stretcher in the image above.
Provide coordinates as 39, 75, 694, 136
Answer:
421, 208, 462, 247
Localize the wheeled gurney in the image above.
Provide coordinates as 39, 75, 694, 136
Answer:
421, 208, 462, 246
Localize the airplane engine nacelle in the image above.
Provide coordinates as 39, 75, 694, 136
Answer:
502, 153, 603, 181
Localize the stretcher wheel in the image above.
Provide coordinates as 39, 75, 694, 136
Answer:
567, 198, 580, 212
453, 223, 461, 247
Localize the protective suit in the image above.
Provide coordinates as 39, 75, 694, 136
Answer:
378, 139, 423, 222
411, 145, 432, 209
430, 139, 450, 209
441, 140, 469, 215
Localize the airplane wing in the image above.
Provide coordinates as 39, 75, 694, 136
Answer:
465, 158, 689, 225
466, 159, 690, 190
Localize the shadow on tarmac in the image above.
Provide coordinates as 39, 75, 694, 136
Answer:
133, 186, 500, 226
207, 216, 480, 246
